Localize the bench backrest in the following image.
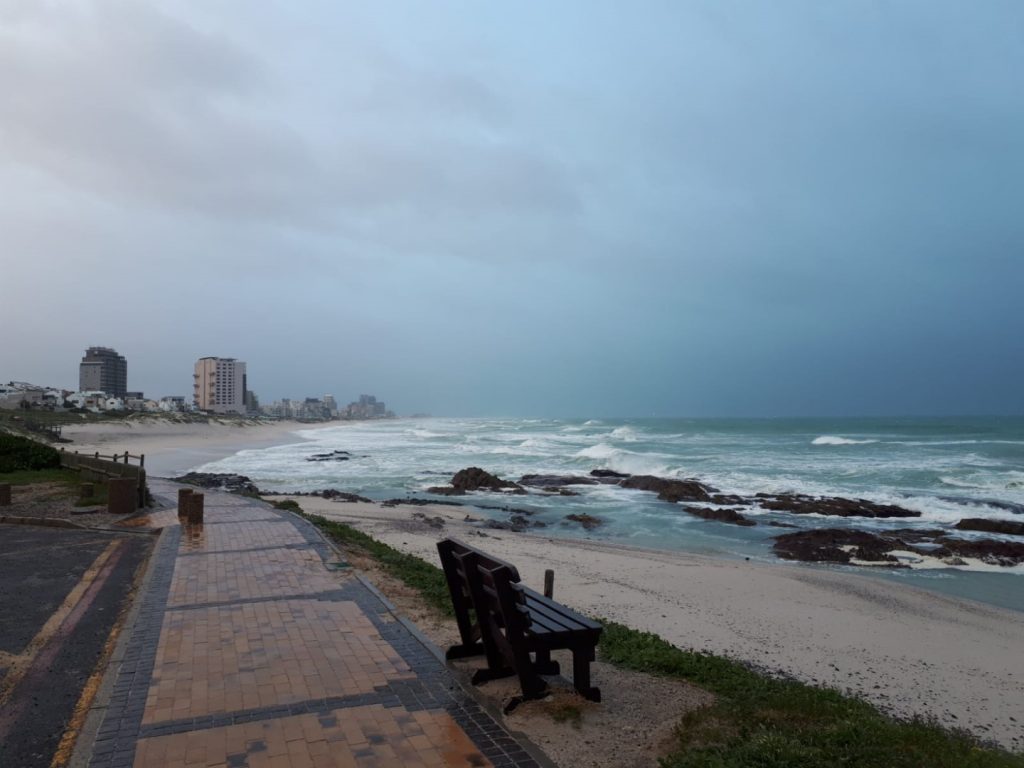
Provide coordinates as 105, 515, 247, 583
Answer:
437, 537, 527, 660
437, 537, 521, 584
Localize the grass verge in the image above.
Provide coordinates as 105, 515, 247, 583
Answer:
292, 502, 1022, 767
0, 468, 81, 486
298, 510, 453, 617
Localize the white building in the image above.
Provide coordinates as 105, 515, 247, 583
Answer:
193, 357, 247, 414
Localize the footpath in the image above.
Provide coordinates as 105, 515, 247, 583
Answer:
76, 479, 545, 768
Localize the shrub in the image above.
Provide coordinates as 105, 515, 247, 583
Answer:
0, 434, 61, 473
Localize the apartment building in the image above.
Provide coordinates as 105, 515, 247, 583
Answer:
193, 357, 247, 414
79, 346, 128, 397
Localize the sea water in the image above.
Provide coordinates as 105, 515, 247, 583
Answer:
195, 416, 1024, 612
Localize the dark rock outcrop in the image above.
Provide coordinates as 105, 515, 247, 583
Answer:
430, 467, 525, 495
564, 513, 605, 530
590, 469, 630, 480
683, 506, 756, 527
954, 518, 1024, 537
173, 472, 260, 495
519, 474, 598, 488
306, 450, 351, 462
381, 498, 463, 508
411, 512, 445, 529
426, 486, 467, 496
773, 527, 1024, 567
619, 475, 714, 503
543, 487, 580, 496
755, 493, 920, 518
772, 529, 895, 564
315, 489, 372, 503
935, 537, 1024, 566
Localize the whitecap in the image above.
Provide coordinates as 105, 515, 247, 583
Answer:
812, 435, 880, 446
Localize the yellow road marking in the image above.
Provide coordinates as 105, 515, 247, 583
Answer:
0, 539, 121, 706
51, 537, 151, 768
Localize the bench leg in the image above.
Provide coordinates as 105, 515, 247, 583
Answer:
533, 649, 560, 676
572, 645, 601, 702
445, 642, 486, 661
471, 666, 516, 686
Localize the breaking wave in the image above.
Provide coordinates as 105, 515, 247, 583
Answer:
812, 435, 880, 446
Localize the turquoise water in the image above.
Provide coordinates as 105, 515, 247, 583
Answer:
196, 416, 1024, 612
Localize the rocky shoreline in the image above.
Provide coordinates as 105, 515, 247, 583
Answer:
174, 466, 1024, 568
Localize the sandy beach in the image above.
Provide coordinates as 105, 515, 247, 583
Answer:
286, 495, 1024, 751
59, 419, 318, 476
53, 419, 1024, 750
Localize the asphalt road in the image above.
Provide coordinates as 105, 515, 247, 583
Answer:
0, 525, 152, 768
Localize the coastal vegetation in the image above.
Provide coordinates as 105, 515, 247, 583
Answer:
0, 432, 61, 472
297, 506, 1024, 768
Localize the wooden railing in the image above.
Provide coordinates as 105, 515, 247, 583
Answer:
59, 448, 147, 507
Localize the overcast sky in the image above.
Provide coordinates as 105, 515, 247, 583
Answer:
1, 1, 1022, 417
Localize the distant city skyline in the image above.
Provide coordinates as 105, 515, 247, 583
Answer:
2, 3, 1022, 417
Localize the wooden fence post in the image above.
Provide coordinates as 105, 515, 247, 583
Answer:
178, 488, 193, 520
107, 478, 137, 516
544, 569, 555, 598
188, 493, 204, 524
0, 484, 11, 507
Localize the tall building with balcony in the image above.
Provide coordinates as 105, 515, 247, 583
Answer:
193, 357, 247, 414
79, 346, 128, 397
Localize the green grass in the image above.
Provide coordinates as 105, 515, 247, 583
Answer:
297, 509, 454, 617
598, 621, 1023, 767
283, 503, 1022, 767
0, 467, 81, 486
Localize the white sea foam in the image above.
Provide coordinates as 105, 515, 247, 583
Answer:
610, 426, 639, 441
812, 435, 880, 446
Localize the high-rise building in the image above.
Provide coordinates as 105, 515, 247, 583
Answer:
79, 346, 127, 397
193, 357, 247, 414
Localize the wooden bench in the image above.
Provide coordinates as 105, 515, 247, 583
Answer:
437, 538, 602, 704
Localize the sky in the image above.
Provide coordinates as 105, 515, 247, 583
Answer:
1, 1, 1022, 417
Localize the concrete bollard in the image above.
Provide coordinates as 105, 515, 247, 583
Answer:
188, 492, 204, 524
107, 478, 138, 516
178, 488, 193, 520
0, 483, 11, 507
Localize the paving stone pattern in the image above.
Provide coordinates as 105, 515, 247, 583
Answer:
88, 481, 542, 768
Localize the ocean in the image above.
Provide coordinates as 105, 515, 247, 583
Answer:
195, 416, 1024, 612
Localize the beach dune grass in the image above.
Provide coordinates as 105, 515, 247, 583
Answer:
298, 507, 1023, 767
599, 621, 1021, 767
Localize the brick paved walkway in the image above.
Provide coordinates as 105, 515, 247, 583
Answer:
84, 480, 544, 768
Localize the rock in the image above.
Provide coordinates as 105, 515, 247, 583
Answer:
316, 489, 372, 503
511, 514, 546, 529
543, 487, 580, 496
519, 474, 598, 487
772, 529, 891, 564
411, 512, 445, 529
935, 537, 1024, 565
755, 493, 920, 518
306, 450, 352, 462
483, 519, 527, 532
445, 467, 526, 494
767, 521, 798, 528
682, 506, 756, 526
590, 469, 630, 480
773, 528, 1024, 568
619, 475, 714, 503
954, 518, 1024, 536
426, 486, 466, 496
172, 472, 260, 495
710, 494, 747, 505
564, 513, 605, 530
381, 498, 463, 508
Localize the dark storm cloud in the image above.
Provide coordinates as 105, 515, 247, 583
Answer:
1, 1, 1021, 415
